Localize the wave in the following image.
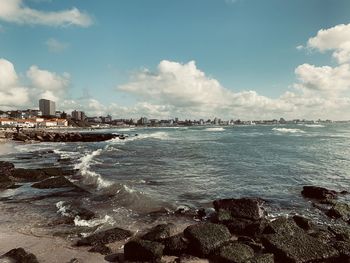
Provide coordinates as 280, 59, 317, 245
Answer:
272, 128, 305, 133
205, 127, 225, 132
74, 148, 112, 189
109, 131, 169, 144
305, 124, 325, 128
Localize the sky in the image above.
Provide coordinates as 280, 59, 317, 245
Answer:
1, 0, 350, 120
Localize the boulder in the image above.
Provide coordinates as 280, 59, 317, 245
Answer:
57, 201, 95, 221
243, 254, 274, 263
332, 241, 350, 261
0, 161, 14, 177
326, 202, 350, 222
1, 248, 39, 263
32, 176, 78, 189
262, 231, 339, 262
76, 227, 133, 246
263, 217, 303, 235
88, 244, 112, 255
184, 223, 232, 257
292, 215, 313, 231
162, 233, 189, 256
213, 198, 264, 221
124, 239, 164, 262
328, 225, 350, 241
212, 242, 254, 263
301, 186, 337, 200
11, 168, 50, 182
142, 223, 175, 241
226, 218, 267, 237
13, 132, 30, 142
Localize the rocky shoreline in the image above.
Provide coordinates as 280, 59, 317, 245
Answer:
2, 130, 132, 143
1, 161, 350, 262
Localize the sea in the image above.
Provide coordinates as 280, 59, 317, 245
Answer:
1, 123, 350, 233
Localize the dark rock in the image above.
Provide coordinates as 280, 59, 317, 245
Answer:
13, 132, 30, 142
76, 227, 133, 246
262, 230, 339, 262
309, 228, 336, 244
11, 168, 51, 182
124, 239, 164, 261
263, 217, 303, 235
301, 186, 337, 200
212, 209, 233, 223
162, 233, 189, 256
292, 215, 313, 231
213, 242, 254, 263
328, 225, 350, 241
104, 253, 123, 262
0, 161, 14, 177
332, 241, 350, 261
1, 247, 39, 263
184, 223, 232, 257
32, 176, 78, 189
88, 244, 112, 255
213, 198, 264, 221
227, 218, 267, 237
243, 254, 274, 263
326, 202, 350, 221
58, 201, 96, 223
142, 223, 175, 241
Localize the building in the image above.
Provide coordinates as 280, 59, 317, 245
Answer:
39, 99, 56, 117
72, 110, 86, 121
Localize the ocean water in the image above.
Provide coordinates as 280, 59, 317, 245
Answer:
1, 124, 350, 231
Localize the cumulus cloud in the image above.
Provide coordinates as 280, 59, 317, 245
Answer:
307, 23, 350, 64
0, 0, 93, 27
45, 38, 69, 53
26, 65, 70, 102
294, 63, 350, 94
0, 59, 30, 108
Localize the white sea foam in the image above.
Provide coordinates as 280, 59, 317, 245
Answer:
305, 124, 325, 128
74, 215, 115, 227
56, 201, 71, 217
205, 127, 225, 132
74, 148, 112, 189
272, 128, 305, 133
109, 131, 170, 144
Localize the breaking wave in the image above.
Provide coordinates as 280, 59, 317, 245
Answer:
74, 148, 112, 189
305, 124, 325, 128
272, 128, 305, 133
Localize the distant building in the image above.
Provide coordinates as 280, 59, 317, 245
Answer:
39, 99, 56, 117
137, 117, 148, 125
72, 110, 86, 121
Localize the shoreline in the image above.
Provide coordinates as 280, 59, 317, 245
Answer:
1, 160, 350, 262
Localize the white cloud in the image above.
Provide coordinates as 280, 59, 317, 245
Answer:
0, 58, 30, 108
294, 63, 350, 94
26, 65, 70, 102
0, 0, 93, 27
45, 38, 69, 53
307, 23, 350, 64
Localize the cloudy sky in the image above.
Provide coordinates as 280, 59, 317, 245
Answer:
0, 0, 350, 120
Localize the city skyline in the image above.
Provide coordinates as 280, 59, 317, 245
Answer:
0, 0, 350, 120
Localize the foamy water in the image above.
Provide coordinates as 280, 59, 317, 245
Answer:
2, 123, 350, 231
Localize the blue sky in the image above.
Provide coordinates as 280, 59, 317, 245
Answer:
1, 0, 350, 119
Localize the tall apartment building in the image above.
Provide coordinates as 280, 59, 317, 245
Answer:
39, 99, 56, 117
72, 110, 86, 121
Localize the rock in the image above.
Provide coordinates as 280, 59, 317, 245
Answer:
76, 227, 133, 246
104, 253, 123, 262
332, 241, 350, 261
262, 230, 339, 262
213, 242, 254, 263
292, 215, 313, 231
124, 239, 164, 261
162, 233, 189, 256
31, 176, 79, 189
1, 247, 39, 263
11, 167, 74, 182
175, 255, 209, 263
142, 223, 175, 241
301, 186, 337, 200
328, 225, 350, 241
263, 217, 303, 235
226, 218, 267, 237
0, 161, 14, 177
213, 198, 264, 221
57, 201, 96, 221
326, 202, 350, 221
184, 223, 232, 257
243, 254, 274, 263
13, 132, 30, 142
88, 244, 112, 255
